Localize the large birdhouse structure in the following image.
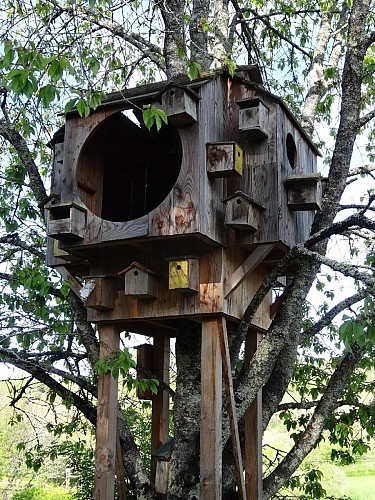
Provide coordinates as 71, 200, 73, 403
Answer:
45, 65, 321, 499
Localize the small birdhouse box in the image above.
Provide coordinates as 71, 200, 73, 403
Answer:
160, 85, 198, 126
46, 202, 86, 240
168, 258, 199, 293
206, 142, 243, 178
119, 262, 158, 299
237, 98, 269, 140
285, 173, 322, 211
153, 439, 174, 494
135, 344, 154, 400
223, 191, 264, 232
80, 276, 119, 310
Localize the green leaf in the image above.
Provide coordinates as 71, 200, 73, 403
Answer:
187, 61, 201, 80
64, 97, 79, 114
143, 106, 155, 130
142, 106, 168, 131
76, 98, 90, 118
38, 84, 56, 106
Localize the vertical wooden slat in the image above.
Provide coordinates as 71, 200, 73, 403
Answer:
217, 318, 247, 500
200, 320, 222, 499
245, 331, 263, 500
94, 324, 120, 500
151, 334, 170, 493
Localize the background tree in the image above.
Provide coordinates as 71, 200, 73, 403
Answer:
0, 0, 374, 498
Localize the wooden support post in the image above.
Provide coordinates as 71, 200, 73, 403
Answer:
94, 324, 120, 500
217, 318, 247, 500
200, 319, 222, 499
244, 331, 263, 500
151, 334, 170, 492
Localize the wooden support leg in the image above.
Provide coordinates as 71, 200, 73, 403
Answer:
245, 331, 263, 500
200, 320, 222, 499
151, 334, 170, 492
94, 324, 120, 500
217, 318, 247, 500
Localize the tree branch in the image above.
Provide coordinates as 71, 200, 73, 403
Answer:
263, 344, 362, 498
303, 289, 372, 339
348, 162, 375, 176
296, 245, 375, 288
0, 232, 45, 260
0, 119, 47, 216
359, 109, 375, 127
48, 0, 164, 71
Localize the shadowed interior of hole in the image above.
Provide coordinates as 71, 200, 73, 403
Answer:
77, 111, 182, 222
286, 133, 297, 169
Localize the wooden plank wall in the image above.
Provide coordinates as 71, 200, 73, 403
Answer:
277, 106, 317, 247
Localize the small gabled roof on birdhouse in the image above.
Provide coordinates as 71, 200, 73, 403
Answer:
284, 173, 323, 184
156, 82, 201, 102
118, 261, 157, 276
222, 191, 266, 210
152, 438, 175, 461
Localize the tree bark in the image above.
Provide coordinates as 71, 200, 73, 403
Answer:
169, 321, 201, 499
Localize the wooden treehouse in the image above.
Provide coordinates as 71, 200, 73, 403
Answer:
45, 65, 321, 499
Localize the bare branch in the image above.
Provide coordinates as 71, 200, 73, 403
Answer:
231, 0, 312, 60
359, 109, 375, 127
263, 344, 362, 498
348, 162, 375, 176
48, 0, 164, 70
0, 233, 45, 260
305, 212, 375, 247
296, 245, 375, 287
303, 289, 372, 339
0, 119, 47, 215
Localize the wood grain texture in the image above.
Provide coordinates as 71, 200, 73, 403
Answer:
218, 318, 246, 500
151, 335, 170, 490
94, 325, 120, 500
244, 331, 263, 500
224, 244, 274, 298
200, 319, 222, 499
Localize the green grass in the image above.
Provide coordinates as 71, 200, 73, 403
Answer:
344, 476, 375, 500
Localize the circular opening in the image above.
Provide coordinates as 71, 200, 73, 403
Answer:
134, 270, 139, 276
286, 133, 297, 169
176, 265, 182, 271
170, 89, 175, 96
77, 111, 182, 222
236, 198, 242, 204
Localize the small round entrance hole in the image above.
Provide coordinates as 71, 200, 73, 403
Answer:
77, 111, 182, 222
176, 265, 182, 271
286, 133, 297, 169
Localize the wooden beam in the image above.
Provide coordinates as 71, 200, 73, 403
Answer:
200, 319, 222, 499
94, 324, 120, 500
224, 244, 274, 298
55, 265, 82, 298
151, 334, 170, 497
244, 331, 263, 500
217, 318, 247, 500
